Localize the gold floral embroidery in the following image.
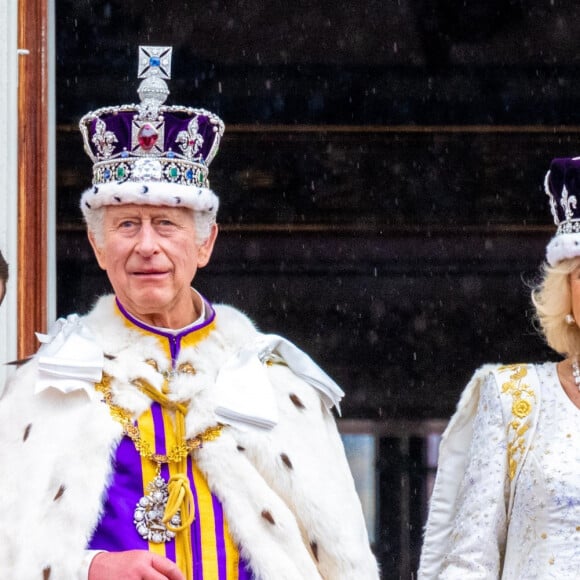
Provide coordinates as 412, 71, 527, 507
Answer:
512, 399, 532, 418
497, 364, 536, 480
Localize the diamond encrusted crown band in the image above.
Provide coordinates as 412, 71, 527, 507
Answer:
557, 219, 580, 235
92, 156, 209, 188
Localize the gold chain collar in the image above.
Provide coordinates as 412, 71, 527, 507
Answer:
94, 371, 222, 465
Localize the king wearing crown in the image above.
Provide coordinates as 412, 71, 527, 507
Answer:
0, 46, 378, 579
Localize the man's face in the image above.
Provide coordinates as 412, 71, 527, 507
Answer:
88, 204, 217, 326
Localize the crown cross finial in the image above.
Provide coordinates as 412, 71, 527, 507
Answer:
138, 46, 173, 80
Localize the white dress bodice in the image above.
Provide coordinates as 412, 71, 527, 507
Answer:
503, 363, 580, 578
440, 362, 580, 579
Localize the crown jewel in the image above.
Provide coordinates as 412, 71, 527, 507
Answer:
136, 46, 171, 119
79, 46, 224, 193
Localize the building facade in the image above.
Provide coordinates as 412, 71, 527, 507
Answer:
6, 1, 580, 576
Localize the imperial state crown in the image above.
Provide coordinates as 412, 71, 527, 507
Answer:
79, 46, 224, 220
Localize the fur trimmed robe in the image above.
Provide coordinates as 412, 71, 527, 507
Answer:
0, 295, 378, 579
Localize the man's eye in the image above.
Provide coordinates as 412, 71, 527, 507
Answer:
156, 219, 178, 229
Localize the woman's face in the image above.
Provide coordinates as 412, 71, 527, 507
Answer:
571, 266, 580, 323
88, 204, 217, 328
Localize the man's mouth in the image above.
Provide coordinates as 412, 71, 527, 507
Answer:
133, 270, 168, 277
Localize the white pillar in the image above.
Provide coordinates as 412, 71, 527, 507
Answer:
0, 0, 19, 386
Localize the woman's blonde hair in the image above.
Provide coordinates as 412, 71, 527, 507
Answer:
532, 256, 580, 356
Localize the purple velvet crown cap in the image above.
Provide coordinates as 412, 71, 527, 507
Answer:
78, 46, 224, 222
82, 109, 223, 169
544, 156, 580, 266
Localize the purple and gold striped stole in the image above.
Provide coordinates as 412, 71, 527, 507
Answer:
88, 301, 253, 580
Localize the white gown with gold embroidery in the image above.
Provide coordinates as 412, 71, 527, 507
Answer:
438, 362, 580, 579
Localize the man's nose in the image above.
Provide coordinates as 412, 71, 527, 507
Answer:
135, 222, 159, 255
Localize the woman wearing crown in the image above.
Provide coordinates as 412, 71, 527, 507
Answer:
419, 157, 580, 578
0, 47, 378, 580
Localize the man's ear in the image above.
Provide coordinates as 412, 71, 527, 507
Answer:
88, 230, 107, 271
197, 223, 219, 268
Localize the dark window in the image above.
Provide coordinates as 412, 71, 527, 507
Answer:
56, 2, 571, 575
